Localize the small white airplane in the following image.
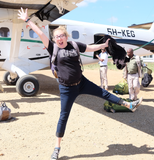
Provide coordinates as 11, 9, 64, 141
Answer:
0, 0, 154, 97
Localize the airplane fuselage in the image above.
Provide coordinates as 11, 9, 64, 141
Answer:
0, 19, 154, 72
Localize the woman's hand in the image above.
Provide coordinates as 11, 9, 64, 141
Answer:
105, 38, 110, 47
18, 7, 29, 22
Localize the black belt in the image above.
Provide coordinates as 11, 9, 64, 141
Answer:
100, 65, 107, 67
128, 73, 137, 75
63, 80, 81, 86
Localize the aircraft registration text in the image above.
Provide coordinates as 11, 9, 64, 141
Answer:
107, 28, 135, 37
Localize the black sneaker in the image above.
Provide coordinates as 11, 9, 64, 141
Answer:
129, 97, 143, 112
51, 148, 60, 160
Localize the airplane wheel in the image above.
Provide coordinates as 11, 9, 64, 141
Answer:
16, 75, 39, 97
3, 71, 19, 85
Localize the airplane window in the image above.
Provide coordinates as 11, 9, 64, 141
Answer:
143, 55, 153, 58
0, 27, 10, 37
72, 31, 79, 39
29, 29, 38, 38
0, 30, 4, 37
21, 29, 24, 38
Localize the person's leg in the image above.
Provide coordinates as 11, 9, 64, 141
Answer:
56, 85, 78, 137
55, 138, 62, 148
79, 75, 120, 104
133, 73, 140, 100
127, 74, 135, 100
100, 67, 104, 88
79, 76, 142, 111
104, 66, 108, 90
51, 84, 78, 160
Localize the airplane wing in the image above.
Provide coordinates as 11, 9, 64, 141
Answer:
0, 0, 83, 25
128, 22, 153, 30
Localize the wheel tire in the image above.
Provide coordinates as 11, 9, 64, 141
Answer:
3, 71, 19, 85
16, 75, 39, 97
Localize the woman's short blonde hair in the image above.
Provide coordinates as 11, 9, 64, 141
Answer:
52, 26, 70, 39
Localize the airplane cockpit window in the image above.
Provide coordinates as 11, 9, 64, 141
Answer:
21, 29, 24, 38
0, 27, 10, 37
72, 31, 79, 39
29, 29, 38, 38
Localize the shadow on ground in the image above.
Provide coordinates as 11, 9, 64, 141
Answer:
59, 144, 154, 160
1, 73, 154, 137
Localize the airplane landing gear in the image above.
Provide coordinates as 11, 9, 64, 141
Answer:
16, 75, 39, 97
3, 71, 19, 85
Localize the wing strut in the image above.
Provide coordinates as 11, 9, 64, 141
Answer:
9, 20, 23, 60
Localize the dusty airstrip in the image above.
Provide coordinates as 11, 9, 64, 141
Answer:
0, 68, 154, 160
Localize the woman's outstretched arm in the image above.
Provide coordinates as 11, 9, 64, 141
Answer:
18, 7, 49, 48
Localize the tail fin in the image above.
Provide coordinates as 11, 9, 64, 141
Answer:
149, 21, 154, 32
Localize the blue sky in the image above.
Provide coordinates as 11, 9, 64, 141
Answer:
62, 0, 154, 27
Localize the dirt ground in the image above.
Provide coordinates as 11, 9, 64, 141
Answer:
0, 68, 154, 160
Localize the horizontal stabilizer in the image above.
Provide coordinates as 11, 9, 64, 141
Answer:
149, 21, 154, 32
128, 22, 153, 30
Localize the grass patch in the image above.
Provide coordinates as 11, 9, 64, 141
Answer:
107, 62, 117, 70
83, 62, 117, 70
145, 62, 154, 72
83, 62, 154, 72
83, 63, 99, 70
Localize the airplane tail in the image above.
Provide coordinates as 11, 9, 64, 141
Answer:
149, 21, 154, 32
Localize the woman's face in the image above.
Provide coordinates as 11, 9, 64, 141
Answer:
53, 30, 68, 48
